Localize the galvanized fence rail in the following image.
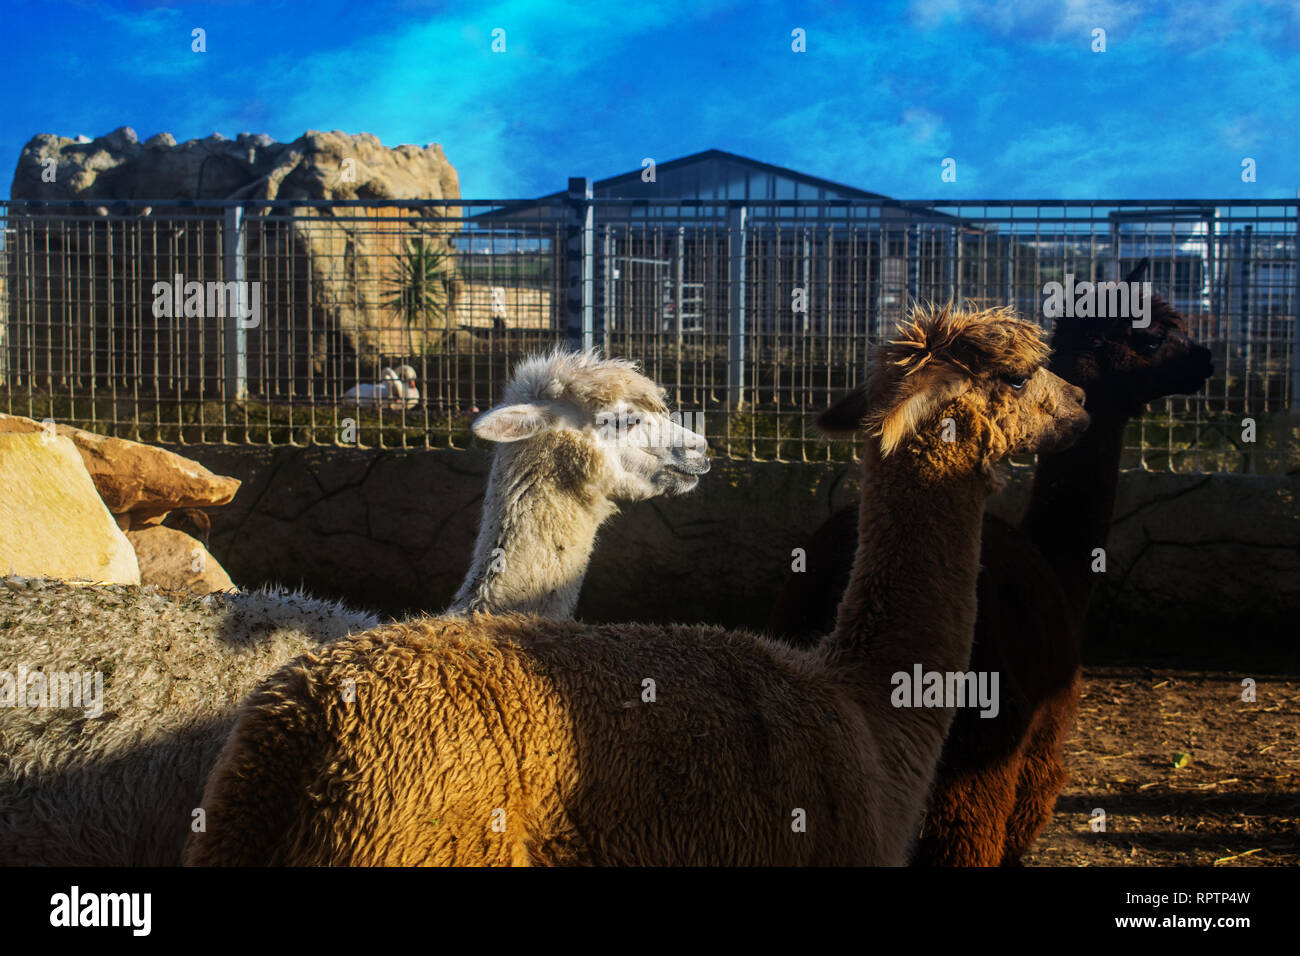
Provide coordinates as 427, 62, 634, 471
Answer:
2, 195, 1296, 472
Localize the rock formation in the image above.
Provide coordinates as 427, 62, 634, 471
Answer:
0, 433, 140, 584
7, 127, 462, 394
0, 413, 240, 593
126, 525, 235, 594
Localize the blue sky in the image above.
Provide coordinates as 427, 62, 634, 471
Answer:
4, 0, 1298, 199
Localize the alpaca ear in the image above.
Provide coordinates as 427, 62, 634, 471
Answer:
874, 367, 969, 456
1124, 257, 1149, 283
817, 385, 871, 435
472, 404, 554, 443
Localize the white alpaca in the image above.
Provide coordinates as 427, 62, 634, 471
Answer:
450, 348, 708, 617
0, 349, 706, 865
0, 583, 380, 867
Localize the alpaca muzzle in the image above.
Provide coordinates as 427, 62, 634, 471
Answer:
666, 454, 711, 477
1180, 345, 1214, 393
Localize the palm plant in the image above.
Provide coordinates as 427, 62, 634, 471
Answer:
382, 236, 456, 355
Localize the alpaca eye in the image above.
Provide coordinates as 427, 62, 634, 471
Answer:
1134, 332, 1165, 352
1001, 374, 1028, 390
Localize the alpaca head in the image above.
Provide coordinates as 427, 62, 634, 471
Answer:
819, 303, 1089, 475
471, 349, 710, 502
1048, 260, 1214, 417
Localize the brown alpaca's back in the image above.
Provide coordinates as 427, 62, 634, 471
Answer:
187, 614, 896, 867
768, 509, 1081, 864
912, 516, 1080, 865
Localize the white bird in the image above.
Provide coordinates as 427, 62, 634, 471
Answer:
344, 367, 401, 407
343, 366, 420, 409
392, 364, 421, 409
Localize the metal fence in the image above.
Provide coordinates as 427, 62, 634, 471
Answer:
2, 193, 1297, 471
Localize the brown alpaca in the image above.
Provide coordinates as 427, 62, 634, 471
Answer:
184, 305, 1088, 866
768, 267, 1214, 865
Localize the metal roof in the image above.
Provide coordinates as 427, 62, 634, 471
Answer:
527, 148, 896, 202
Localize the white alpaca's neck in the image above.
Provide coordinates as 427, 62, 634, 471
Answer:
447, 446, 615, 619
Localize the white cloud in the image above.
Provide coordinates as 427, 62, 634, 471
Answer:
905, 0, 1300, 48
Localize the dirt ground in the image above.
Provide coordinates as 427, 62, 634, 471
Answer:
1023, 666, 1299, 866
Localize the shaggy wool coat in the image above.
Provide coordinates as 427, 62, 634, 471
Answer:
0, 582, 377, 866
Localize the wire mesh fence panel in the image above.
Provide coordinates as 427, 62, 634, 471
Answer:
2, 197, 1296, 470
1, 199, 568, 448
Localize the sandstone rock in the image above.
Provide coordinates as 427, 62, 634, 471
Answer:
160, 507, 212, 546
126, 526, 235, 594
0, 434, 140, 584
10, 128, 462, 389
54, 428, 240, 521
0, 414, 240, 521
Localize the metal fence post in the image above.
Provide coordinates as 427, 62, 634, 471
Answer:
801, 228, 811, 334
824, 222, 834, 338
1207, 212, 1220, 323
222, 205, 248, 401
954, 225, 964, 307
675, 224, 685, 349
945, 226, 957, 305
1293, 205, 1300, 409
1239, 224, 1253, 370
727, 205, 747, 409
1109, 217, 1120, 285
602, 223, 614, 352
0, 214, 9, 385
906, 223, 919, 305
566, 178, 594, 351
1006, 233, 1016, 310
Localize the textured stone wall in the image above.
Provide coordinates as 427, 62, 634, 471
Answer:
173, 443, 1299, 665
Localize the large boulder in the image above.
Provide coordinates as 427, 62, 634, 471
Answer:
0, 433, 140, 584
8, 128, 462, 392
11, 128, 460, 207
126, 526, 235, 595
0, 414, 240, 523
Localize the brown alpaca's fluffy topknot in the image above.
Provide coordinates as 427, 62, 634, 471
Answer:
814, 302, 1053, 456
883, 302, 1049, 381
815, 303, 1051, 444
870, 302, 1050, 454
